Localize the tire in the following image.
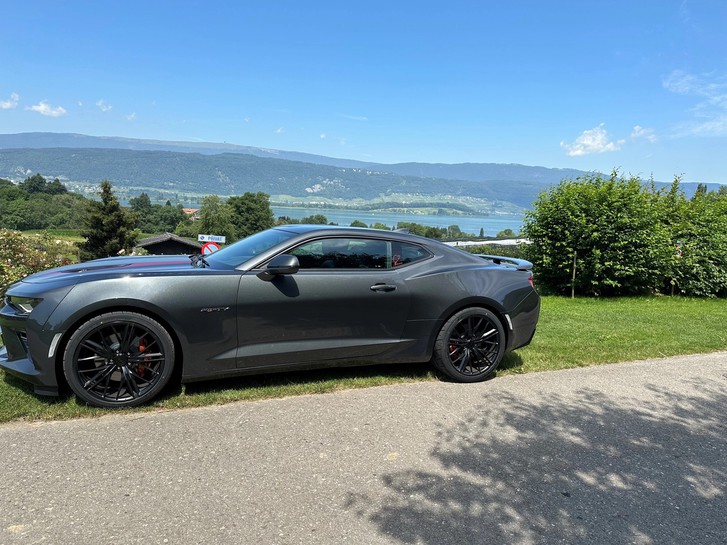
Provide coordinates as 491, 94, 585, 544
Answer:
63, 312, 176, 408
432, 307, 505, 382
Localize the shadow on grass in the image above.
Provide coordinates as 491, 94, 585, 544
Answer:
499, 351, 524, 373
2, 371, 73, 404
178, 361, 435, 397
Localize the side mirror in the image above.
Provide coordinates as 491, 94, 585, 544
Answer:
257, 254, 300, 280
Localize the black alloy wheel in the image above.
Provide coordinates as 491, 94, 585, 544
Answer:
432, 307, 505, 382
63, 312, 175, 408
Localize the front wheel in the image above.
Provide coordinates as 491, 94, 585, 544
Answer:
432, 308, 505, 382
62, 312, 176, 408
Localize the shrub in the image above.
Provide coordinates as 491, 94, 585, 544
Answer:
463, 244, 527, 260
523, 173, 727, 297
0, 229, 74, 297
523, 172, 672, 296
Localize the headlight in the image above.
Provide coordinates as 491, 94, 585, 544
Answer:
6, 296, 43, 315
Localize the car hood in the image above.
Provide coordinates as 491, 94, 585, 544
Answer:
20, 255, 196, 285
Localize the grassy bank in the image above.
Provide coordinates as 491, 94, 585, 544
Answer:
1, 296, 725, 423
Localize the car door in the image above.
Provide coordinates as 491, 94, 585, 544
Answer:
235, 236, 411, 368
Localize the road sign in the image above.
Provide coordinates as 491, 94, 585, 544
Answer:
198, 234, 227, 243
201, 241, 222, 254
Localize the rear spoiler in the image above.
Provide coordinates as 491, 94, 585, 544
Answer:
476, 254, 533, 271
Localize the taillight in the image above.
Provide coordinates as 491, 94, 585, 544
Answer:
528, 276, 534, 288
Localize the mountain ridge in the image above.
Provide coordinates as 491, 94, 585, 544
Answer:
0, 133, 719, 211
0, 132, 588, 184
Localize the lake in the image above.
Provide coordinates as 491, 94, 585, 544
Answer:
272, 207, 523, 236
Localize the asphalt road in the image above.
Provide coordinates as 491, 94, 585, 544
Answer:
2, 352, 726, 545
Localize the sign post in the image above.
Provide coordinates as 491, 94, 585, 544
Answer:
198, 234, 227, 244
201, 242, 222, 255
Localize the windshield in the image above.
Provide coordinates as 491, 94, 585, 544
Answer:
203, 228, 297, 269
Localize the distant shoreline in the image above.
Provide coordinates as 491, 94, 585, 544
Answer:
271, 206, 523, 236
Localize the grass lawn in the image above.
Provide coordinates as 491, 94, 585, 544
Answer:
1, 296, 725, 423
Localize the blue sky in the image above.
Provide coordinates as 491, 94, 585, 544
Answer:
1, 0, 726, 183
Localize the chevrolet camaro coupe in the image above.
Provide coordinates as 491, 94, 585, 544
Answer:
0, 225, 540, 408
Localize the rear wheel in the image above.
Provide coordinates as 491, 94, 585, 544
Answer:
63, 312, 175, 408
432, 308, 505, 382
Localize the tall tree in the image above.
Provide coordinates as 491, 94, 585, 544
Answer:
197, 195, 236, 242
19, 173, 67, 195
129, 192, 153, 216
78, 180, 138, 261
227, 192, 275, 239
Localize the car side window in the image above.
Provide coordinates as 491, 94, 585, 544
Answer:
291, 238, 390, 269
391, 242, 431, 268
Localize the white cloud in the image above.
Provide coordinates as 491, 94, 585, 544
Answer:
560, 124, 625, 156
96, 99, 113, 112
631, 125, 657, 143
276, 127, 284, 134
340, 114, 369, 122
126, 112, 136, 121
319, 133, 326, 140
663, 70, 727, 136
0, 92, 20, 109
26, 100, 67, 117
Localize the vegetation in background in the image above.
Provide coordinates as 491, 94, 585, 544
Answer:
0, 229, 74, 296
128, 192, 187, 233
228, 192, 275, 239
523, 173, 727, 297
463, 244, 526, 259
657, 182, 727, 297
0, 174, 87, 231
175, 192, 276, 243
77, 180, 138, 260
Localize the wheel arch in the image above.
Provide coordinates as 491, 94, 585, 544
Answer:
427, 297, 511, 356
53, 304, 184, 390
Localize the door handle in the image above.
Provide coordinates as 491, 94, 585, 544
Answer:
370, 283, 397, 292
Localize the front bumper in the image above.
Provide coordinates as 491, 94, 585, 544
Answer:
0, 345, 59, 396
0, 315, 60, 397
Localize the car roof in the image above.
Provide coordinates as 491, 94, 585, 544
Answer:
274, 223, 426, 241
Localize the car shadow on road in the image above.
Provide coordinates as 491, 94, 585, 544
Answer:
345, 376, 727, 545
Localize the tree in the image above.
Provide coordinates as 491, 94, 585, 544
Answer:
196, 195, 236, 242
300, 214, 330, 225
523, 172, 672, 296
78, 181, 138, 261
350, 220, 368, 228
496, 228, 516, 238
154, 202, 187, 233
371, 222, 392, 231
129, 192, 153, 216
446, 225, 464, 239
656, 180, 727, 297
130, 193, 186, 234
227, 192, 275, 239
19, 174, 67, 195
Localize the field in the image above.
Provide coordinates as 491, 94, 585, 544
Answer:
0, 296, 725, 423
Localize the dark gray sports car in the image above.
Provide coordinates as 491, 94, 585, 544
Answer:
0, 225, 539, 408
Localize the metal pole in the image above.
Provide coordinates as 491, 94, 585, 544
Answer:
571, 250, 577, 299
